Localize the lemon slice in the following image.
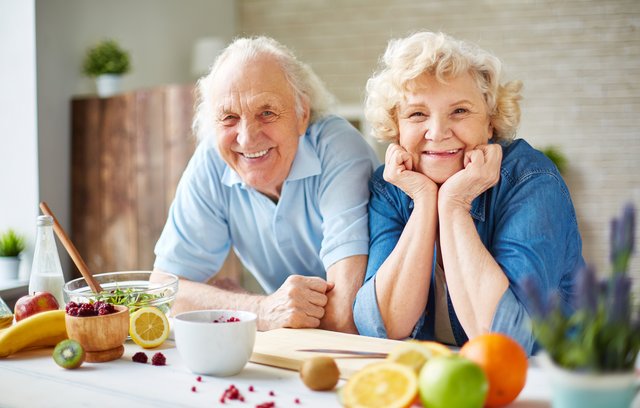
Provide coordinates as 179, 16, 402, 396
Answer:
129, 307, 169, 349
342, 362, 418, 408
387, 340, 452, 373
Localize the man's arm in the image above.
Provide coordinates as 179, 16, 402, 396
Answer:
319, 255, 367, 334
154, 269, 333, 331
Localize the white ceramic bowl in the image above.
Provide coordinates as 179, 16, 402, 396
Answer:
173, 310, 257, 377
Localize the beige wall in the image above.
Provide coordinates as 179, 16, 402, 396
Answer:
239, 0, 640, 285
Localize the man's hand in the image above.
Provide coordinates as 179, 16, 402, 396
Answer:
257, 275, 334, 331
319, 255, 367, 334
383, 143, 437, 201
439, 144, 502, 210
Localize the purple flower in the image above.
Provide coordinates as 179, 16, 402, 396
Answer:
573, 264, 598, 314
607, 274, 631, 324
610, 203, 636, 274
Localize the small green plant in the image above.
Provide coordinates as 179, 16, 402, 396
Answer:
82, 39, 131, 77
541, 145, 568, 174
524, 203, 639, 372
0, 229, 26, 257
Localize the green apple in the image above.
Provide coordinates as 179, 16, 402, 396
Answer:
418, 355, 488, 408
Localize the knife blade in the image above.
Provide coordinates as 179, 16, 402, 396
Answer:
296, 349, 388, 358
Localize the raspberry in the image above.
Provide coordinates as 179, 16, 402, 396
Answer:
132, 352, 148, 364
65, 302, 78, 312
92, 301, 105, 311
78, 303, 97, 317
66, 307, 79, 317
151, 352, 166, 366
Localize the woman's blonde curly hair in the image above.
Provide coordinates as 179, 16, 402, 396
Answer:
365, 31, 522, 144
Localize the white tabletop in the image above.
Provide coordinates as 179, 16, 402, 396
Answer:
0, 339, 560, 408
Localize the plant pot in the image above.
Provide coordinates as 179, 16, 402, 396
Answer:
538, 353, 639, 408
95, 74, 123, 97
0, 257, 20, 281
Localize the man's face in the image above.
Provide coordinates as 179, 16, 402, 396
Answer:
212, 55, 309, 201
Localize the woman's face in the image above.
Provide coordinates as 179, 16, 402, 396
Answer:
396, 72, 493, 184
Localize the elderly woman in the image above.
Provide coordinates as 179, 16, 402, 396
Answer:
353, 31, 584, 355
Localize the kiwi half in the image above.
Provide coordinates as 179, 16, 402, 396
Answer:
52, 339, 85, 369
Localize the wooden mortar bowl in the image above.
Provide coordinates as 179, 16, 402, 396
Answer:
65, 305, 129, 362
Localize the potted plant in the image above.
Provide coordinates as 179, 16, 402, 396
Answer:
0, 229, 26, 281
541, 145, 568, 174
82, 39, 131, 97
523, 203, 640, 408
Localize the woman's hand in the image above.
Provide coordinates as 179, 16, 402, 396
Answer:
383, 143, 437, 201
439, 144, 502, 210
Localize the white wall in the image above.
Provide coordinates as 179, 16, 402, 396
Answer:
0, 0, 39, 281
34, 0, 236, 277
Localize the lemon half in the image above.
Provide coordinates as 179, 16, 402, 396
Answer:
129, 306, 169, 349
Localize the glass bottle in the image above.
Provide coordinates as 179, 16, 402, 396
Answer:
28, 215, 65, 307
0, 295, 12, 328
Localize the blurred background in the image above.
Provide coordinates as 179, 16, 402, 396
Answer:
1, 0, 638, 303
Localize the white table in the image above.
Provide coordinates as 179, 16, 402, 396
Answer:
0, 339, 559, 408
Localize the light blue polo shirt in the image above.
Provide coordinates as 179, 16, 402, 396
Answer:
154, 115, 380, 294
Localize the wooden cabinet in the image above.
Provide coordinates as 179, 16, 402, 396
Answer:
71, 84, 241, 282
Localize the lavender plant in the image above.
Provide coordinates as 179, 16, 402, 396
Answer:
524, 203, 640, 372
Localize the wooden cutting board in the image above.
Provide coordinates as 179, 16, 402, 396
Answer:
250, 328, 404, 379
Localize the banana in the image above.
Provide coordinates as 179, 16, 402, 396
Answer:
0, 309, 68, 358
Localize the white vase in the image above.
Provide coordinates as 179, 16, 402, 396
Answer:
538, 353, 639, 408
0, 257, 20, 281
95, 74, 123, 97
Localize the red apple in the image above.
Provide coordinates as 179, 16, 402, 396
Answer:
14, 292, 60, 321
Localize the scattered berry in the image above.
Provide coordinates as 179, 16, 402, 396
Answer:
191, 386, 197, 392
256, 402, 275, 408
294, 398, 301, 404
269, 391, 275, 396
132, 352, 148, 364
220, 384, 244, 403
248, 385, 255, 392
151, 352, 166, 366
196, 376, 202, 382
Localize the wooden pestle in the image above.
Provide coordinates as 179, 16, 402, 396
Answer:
39, 202, 103, 294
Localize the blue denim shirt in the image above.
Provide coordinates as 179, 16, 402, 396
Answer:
353, 139, 584, 356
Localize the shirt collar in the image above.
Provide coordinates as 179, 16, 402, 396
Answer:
221, 134, 321, 187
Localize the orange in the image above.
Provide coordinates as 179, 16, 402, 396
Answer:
342, 362, 418, 408
459, 333, 528, 407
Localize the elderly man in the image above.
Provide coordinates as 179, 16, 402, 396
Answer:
153, 36, 379, 333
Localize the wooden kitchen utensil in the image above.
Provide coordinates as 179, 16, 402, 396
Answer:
39, 202, 103, 294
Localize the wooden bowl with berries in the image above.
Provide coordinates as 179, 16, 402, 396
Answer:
65, 302, 129, 362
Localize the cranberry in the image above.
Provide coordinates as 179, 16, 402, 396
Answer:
151, 352, 166, 366
132, 352, 148, 364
